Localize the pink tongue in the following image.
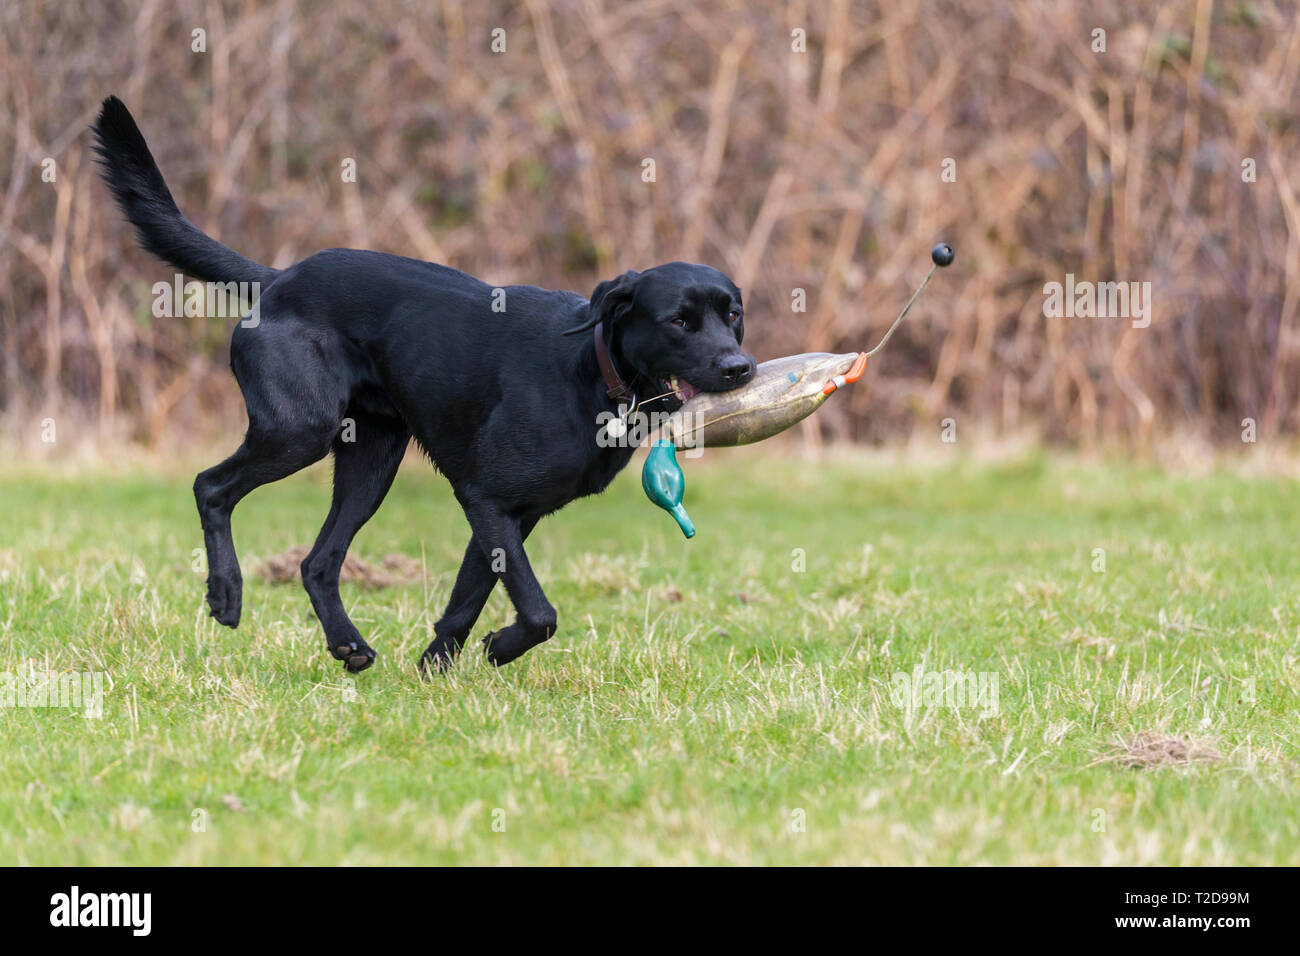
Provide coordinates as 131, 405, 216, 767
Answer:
679, 380, 697, 402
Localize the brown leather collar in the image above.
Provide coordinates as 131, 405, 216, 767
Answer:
593, 321, 634, 402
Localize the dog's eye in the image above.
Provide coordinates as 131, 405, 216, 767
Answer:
670, 316, 687, 328
727, 309, 742, 322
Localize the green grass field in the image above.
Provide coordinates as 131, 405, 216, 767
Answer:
2, 450, 1298, 865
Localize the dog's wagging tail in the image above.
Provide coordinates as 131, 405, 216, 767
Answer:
92, 97, 278, 288
92, 96, 756, 674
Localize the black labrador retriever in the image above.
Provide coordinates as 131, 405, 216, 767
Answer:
92, 96, 756, 674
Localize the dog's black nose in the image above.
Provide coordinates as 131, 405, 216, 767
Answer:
720, 356, 756, 387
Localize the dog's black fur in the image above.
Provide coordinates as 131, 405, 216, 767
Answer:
92, 96, 756, 674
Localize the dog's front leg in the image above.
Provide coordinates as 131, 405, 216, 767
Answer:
460, 499, 556, 667
420, 516, 539, 673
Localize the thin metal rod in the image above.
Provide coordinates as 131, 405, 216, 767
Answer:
865, 262, 938, 357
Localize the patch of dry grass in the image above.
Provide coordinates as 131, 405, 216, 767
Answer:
252, 545, 425, 589
1101, 733, 1223, 770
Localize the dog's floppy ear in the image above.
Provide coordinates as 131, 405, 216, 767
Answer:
563, 270, 641, 335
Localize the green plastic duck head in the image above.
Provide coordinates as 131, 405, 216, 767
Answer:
642, 439, 695, 538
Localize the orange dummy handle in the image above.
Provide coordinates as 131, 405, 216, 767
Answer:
822, 351, 868, 395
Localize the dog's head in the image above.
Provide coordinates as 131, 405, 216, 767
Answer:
568, 262, 757, 409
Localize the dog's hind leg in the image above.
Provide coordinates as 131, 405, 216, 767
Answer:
301, 415, 409, 673
420, 515, 539, 674
194, 430, 334, 627
193, 320, 348, 628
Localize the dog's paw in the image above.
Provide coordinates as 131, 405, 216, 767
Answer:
329, 640, 376, 673
482, 624, 545, 667
205, 574, 242, 628
418, 640, 458, 678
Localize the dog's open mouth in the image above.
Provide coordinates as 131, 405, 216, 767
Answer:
664, 375, 697, 404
